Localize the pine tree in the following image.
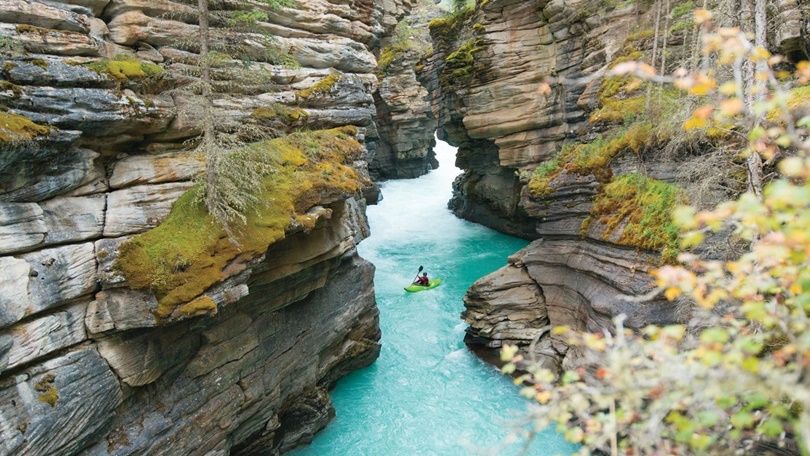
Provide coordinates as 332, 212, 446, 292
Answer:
178, 0, 295, 237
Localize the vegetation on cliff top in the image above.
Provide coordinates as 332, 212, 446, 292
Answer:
115, 127, 367, 319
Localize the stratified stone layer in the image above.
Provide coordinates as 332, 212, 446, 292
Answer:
0, 0, 415, 454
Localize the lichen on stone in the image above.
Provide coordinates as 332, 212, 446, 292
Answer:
34, 373, 59, 407
114, 127, 368, 319
297, 74, 342, 99
85, 57, 163, 81
0, 111, 50, 144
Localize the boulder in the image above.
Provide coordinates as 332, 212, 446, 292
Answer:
40, 194, 106, 245
86, 288, 158, 334
107, 10, 197, 46
39, 0, 110, 17
12, 87, 174, 136
0, 146, 97, 203
0, 22, 101, 56
110, 151, 204, 189
96, 322, 200, 386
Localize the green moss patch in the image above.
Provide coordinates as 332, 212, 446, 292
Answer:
85, 57, 162, 80
527, 158, 563, 197
0, 81, 22, 98
528, 123, 652, 197
34, 373, 58, 407
428, 7, 473, 51
440, 40, 481, 88
115, 127, 368, 319
591, 173, 684, 262
376, 43, 410, 78
251, 103, 309, 124
0, 111, 50, 144
589, 96, 645, 123
297, 74, 342, 99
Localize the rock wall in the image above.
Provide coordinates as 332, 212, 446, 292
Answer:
0, 0, 415, 454
425, 0, 809, 370
371, 45, 438, 179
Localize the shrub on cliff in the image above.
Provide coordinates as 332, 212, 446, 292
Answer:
503, 10, 810, 454
175, 0, 297, 234
115, 127, 368, 319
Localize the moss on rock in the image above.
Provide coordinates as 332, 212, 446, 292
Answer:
591, 173, 684, 262
115, 127, 368, 319
0, 111, 50, 144
297, 74, 342, 99
34, 373, 58, 407
251, 103, 309, 124
86, 57, 162, 80
440, 40, 480, 88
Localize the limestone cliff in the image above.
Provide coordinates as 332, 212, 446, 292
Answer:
369, 4, 440, 180
0, 0, 414, 454
424, 0, 809, 370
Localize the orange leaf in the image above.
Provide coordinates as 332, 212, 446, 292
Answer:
719, 98, 744, 116
694, 8, 713, 23
693, 104, 714, 120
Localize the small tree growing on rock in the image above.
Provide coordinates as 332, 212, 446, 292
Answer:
177, 0, 295, 237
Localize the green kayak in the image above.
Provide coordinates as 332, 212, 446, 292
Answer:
404, 279, 442, 292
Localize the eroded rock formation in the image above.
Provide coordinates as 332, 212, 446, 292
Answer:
0, 0, 415, 454
425, 0, 809, 369
371, 44, 438, 179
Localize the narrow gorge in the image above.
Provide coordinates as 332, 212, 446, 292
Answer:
2, 0, 809, 453
0, 0, 422, 454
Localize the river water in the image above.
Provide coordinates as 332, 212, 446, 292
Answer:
289, 140, 576, 455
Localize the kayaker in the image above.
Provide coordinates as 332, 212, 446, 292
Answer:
414, 272, 430, 286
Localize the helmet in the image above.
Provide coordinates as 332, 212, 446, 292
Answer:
421, 272, 427, 276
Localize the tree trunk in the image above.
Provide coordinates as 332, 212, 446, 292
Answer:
746, 0, 766, 199
659, 0, 670, 76
741, 0, 755, 108
646, 0, 662, 111
754, 0, 767, 102
199, 0, 218, 212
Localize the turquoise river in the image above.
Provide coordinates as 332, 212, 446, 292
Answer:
289, 140, 577, 455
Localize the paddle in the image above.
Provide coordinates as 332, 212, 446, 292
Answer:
412, 265, 423, 284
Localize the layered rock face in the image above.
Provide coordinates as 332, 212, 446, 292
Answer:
371, 46, 438, 179
0, 0, 414, 454
428, 0, 809, 369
